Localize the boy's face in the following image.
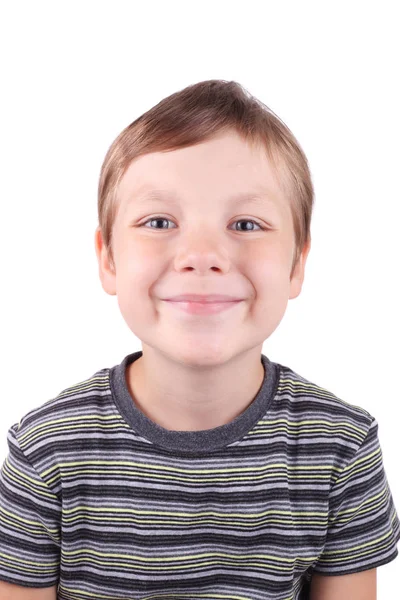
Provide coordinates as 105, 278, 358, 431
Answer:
95, 129, 310, 366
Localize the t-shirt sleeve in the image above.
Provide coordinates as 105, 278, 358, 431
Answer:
312, 416, 400, 576
0, 424, 61, 587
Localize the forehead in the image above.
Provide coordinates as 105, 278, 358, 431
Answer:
117, 130, 291, 218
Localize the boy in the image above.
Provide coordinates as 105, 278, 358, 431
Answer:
0, 79, 398, 600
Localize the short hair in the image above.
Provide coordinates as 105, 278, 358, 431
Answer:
97, 79, 314, 277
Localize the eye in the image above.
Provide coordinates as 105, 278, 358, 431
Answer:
140, 217, 267, 231
232, 219, 265, 232
142, 217, 177, 230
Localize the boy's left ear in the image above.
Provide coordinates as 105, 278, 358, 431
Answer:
94, 226, 117, 296
289, 238, 311, 300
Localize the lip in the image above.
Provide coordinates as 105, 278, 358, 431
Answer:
163, 294, 243, 302
163, 299, 243, 315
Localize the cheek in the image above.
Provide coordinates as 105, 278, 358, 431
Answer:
244, 246, 293, 318
245, 242, 290, 281
116, 236, 162, 280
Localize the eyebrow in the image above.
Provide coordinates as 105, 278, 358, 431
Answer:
128, 188, 277, 207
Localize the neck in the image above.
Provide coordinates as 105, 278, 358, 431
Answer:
125, 344, 266, 431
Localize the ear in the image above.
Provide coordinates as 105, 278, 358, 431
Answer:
94, 226, 117, 296
289, 238, 311, 300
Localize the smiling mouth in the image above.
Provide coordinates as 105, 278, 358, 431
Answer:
163, 299, 243, 315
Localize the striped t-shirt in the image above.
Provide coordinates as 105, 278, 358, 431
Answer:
0, 351, 399, 600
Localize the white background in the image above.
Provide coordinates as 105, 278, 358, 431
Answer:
0, 0, 399, 595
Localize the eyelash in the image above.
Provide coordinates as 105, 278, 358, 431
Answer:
139, 216, 267, 232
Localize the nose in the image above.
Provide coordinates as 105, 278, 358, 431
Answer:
173, 231, 231, 274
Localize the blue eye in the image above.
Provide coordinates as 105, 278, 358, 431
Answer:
143, 218, 174, 230
233, 219, 265, 232
141, 217, 266, 231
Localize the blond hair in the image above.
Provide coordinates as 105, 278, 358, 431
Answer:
98, 79, 314, 277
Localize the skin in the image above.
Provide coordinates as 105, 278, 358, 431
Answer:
95, 129, 311, 431
310, 568, 376, 599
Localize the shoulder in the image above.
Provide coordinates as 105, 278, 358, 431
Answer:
274, 361, 373, 421
270, 361, 376, 464
7, 364, 114, 458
